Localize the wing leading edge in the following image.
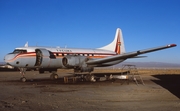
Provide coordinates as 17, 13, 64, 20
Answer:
86, 44, 177, 65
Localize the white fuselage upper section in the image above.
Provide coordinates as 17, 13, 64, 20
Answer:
4, 46, 118, 68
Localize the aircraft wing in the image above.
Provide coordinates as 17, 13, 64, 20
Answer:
86, 44, 177, 65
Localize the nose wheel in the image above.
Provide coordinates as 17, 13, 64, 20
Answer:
19, 68, 27, 82
20, 77, 27, 82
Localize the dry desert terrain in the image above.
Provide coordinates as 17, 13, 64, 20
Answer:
0, 69, 180, 111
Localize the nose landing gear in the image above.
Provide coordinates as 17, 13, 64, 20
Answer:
19, 68, 27, 82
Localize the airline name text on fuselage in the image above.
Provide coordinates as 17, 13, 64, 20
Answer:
56, 49, 72, 52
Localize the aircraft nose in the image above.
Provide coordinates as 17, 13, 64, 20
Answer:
4, 54, 14, 64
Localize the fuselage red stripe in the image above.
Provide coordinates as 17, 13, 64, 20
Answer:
7, 51, 117, 62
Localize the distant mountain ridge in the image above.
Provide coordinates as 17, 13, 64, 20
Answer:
1, 61, 180, 69
114, 62, 180, 69
0, 62, 6, 65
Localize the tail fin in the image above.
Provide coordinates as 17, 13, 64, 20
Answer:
98, 28, 126, 54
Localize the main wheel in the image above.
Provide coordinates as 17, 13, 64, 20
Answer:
85, 75, 96, 82
50, 74, 58, 80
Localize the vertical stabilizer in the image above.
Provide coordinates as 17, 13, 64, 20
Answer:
24, 42, 28, 47
98, 28, 126, 54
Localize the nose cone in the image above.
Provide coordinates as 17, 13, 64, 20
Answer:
4, 54, 15, 65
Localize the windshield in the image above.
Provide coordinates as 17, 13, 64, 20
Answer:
12, 49, 27, 54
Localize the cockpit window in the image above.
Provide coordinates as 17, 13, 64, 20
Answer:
12, 49, 27, 54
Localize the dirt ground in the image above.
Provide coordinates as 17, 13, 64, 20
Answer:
0, 69, 180, 111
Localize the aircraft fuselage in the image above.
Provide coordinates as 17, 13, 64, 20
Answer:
4, 46, 122, 70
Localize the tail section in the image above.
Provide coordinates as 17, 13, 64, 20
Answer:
98, 28, 126, 54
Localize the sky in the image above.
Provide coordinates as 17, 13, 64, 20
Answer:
0, 0, 180, 64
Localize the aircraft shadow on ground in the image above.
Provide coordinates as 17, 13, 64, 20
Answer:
152, 74, 180, 99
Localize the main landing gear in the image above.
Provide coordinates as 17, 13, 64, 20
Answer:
85, 74, 96, 82
77, 73, 96, 82
50, 73, 58, 80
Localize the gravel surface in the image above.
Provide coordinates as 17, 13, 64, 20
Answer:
0, 71, 180, 111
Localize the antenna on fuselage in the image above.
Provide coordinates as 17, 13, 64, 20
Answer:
24, 42, 28, 47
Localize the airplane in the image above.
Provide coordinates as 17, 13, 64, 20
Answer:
4, 28, 177, 82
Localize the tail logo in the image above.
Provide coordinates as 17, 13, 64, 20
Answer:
115, 31, 121, 54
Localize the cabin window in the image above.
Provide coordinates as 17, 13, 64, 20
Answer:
16, 61, 19, 64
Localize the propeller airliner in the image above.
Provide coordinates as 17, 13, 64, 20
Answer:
4, 28, 177, 82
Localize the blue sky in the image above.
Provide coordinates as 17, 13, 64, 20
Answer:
0, 0, 179, 63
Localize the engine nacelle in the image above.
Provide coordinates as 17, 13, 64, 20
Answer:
62, 55, 88, 68
35, 49, 51, 67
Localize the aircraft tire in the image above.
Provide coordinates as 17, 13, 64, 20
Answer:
20, 77, 27, 82
85, 75, 96, 82
50, 74, 58, 80
90, 75, 96, 82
